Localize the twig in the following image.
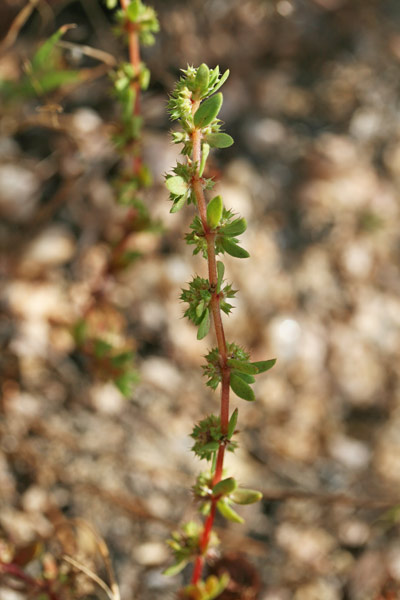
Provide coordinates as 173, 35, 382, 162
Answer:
57, 40, 117, 66
0, 0, 40, 54
61, 555, 116, 600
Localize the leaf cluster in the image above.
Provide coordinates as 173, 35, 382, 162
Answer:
185, 207, 249, 259
190, 412, 238, 461
73, 319, 138, 397
114, 0, 159, 46
203, 343, 276, 401
180, 276, 236, 340
167, 65, 232, 156
181, 574, 230, 600
193, 472, 262, 524
164, 522, 218, 577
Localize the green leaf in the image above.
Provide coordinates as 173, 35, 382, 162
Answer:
170, 194, 187, 213
194, 93, 223, 129
205, 574, 230, 600
207, 195, 223, 229
94, 339, 112, 358
166, 175, 188, 196
230, 373, 255, 401
114, 371, 137, 396
216, 261, 224, 293
106, 0, 118, 8
251, 359, 277, 373
201, 441, 220, 454
196, 300, 205, 319
34, 70, 80, 94
211, 69, 230, 94
199, 142, 210, 177
227, 408, 238, 439
73, 319, 87, 346
32, 24, 76, 71
139, 66, 150, 90
197, 308, 210, 340
227, 359, 259, 375
194, 63, 209, 95
216, 499, 244, 524
206, 133, 234, 148
163, 560, 188, 576
126, 0, 140, 21
222, 218, 247, 237
230, 488, 262, 505
235, 372, 255, 384
212, 477, 237, 497
111, 351, 134, 367
221, 237, 250, 259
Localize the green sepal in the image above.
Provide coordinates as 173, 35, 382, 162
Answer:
227, 359, 259, 375
166, 175, 188, 196
194, 63, 210, 96
251, 358, 276, 373
194, 93, 223, 128
207, 195, 223, 229
170, 194, 187, 213
221, 237, 249, 259
197, 309, 210, 340
163, 560, 188, 576
235, 372, 256, 384
227, 408, 238, 439
222, 218, 247, 237
206, 133, 234, 148
230, 373, 255, 401
216, 261, 224, 293
230, 488, 263, 505
212, 477, 237, 497
216, 499, 244, 524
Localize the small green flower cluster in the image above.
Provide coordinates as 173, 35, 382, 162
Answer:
180, 275, 236, 340
185, 207, 249, 259
164, 522, 218, 577
190, 413, 238, 461
107, 0, 159, 46
168, 65, 230, 152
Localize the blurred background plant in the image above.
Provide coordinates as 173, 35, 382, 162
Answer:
3, 0, 400, 599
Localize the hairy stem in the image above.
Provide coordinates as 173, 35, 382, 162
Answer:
190, 110, 230, 586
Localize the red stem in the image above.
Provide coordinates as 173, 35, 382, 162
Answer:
190, 112, 231, 585
0, 561, 60, 600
